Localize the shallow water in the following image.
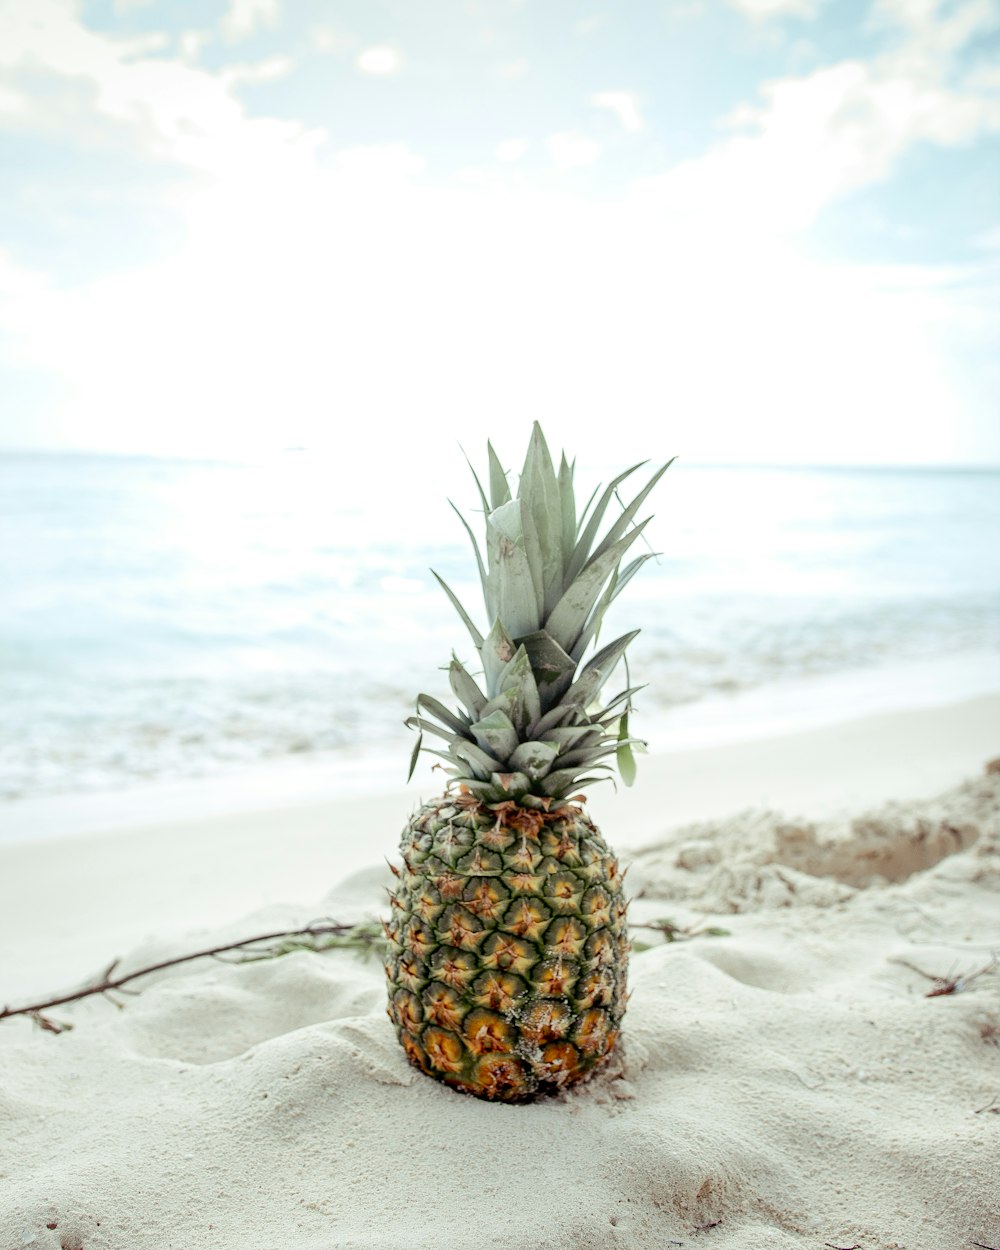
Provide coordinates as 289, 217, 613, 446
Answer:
2, 452, 998, 799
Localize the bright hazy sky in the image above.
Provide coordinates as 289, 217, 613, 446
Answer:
0, 0, 998, 467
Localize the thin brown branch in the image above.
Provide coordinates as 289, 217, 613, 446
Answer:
631, 919, 730, 943
4, 911, 724, 1033
0, 920, 381, 1026
890, 955, 997, 998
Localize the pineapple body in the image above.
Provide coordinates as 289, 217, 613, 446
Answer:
386, 424, 670, 1101
385, 794, 628, 1102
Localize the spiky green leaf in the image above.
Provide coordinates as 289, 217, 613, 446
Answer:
431, 570, 484, 650
563, 630, 640, 709
558, 453, 576, 574
448, 657, 487, 718
417, 693, 470, 736
519, 423, 563, 615
460, 445, 491, 517
514, 629, 576, 710
544, 520, 650, 653
564, 461, 646, 584
507, 739, 560, 781
470, 709, 519, 761
493, 644, 541, 733
452, 739, 506, 779
616, 711, 637, 786
572, 552, 658, 661
448, 500, 488, 603
487, 441, 512, 508
406, 728, 423, 782
588, 458, 674, 568
486, 515, 539, 640
481, 618, 517, 696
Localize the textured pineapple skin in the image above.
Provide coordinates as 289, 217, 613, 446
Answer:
384, 794, 628, 1102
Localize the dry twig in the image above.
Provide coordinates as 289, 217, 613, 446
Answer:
889, 955, 997, 997
631, 919, 730, 946
3, 912, 729, 1033
0, 919, 382, 1032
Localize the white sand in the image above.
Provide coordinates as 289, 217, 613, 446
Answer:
1, 696, 999, 1249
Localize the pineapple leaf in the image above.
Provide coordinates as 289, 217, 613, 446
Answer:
513, 629, 576, 708
431, 570, 484, 650
596, 684, 647, 722
448, 500, 488, 604
486, 515, 540, 640
575, 480, 601, 539
416, 693, 470, 736
564, 460, 646, 584
451, 738, 506, 779
470, 709, 519, 761
553, 742, 620, 769
481, 618, 517, 696
459, 777, 502, 799
572, 552, 658, 662
558, 453, 576, 574
405, 716, 462, 745
406, 725, 423, 782
538, 725, 593, 752
588, 458, 675, 568
488, 497, 523, 542
519, 423, 563, 616
448, 656, 487, 717
528, 702, 576, 737
460, 444, 491, 517
493, 644, 542, 733
616, 711, 638, 786
538, 769, 610, 797
489, 770, 532, 797
487, 441, 512, 508
563, 630, 639, 709
544, 519, 650, 653
507, 739, 560, 781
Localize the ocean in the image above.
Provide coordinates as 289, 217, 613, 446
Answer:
2, 451, 998, 803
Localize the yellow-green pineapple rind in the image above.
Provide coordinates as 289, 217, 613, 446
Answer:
385, 795, 628, 1102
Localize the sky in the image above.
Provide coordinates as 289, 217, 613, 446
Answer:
0, 0, 998, 468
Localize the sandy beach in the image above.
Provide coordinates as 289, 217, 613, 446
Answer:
2, 694, 999, 1250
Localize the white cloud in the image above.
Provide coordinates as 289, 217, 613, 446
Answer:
2, 187, 995, 466
635, 0, 1000, 233
495, 138, 528, 162
0, 83, 26, 118
178, 29, 212, 63
495, 58, 529, 79
332, 143, 425, 180
548, 131, 601, 171
310, 26, 356, 56
727, 0, 824, 19
0, 0, 320, 174
221, 0, 280, 42
0, 0, 996, 469
592, 90, 643, 132
222, 56, 294, 86
357, 46, 402, 75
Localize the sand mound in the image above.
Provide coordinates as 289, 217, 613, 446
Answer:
626, 768, 999, 912
2, 771, 998, 1250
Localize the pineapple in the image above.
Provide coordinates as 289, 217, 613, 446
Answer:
385, 423, 671, 1101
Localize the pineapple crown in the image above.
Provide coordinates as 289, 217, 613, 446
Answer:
407, 423, 673, 805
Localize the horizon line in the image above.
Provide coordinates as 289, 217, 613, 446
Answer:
2, 446, 999, 473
